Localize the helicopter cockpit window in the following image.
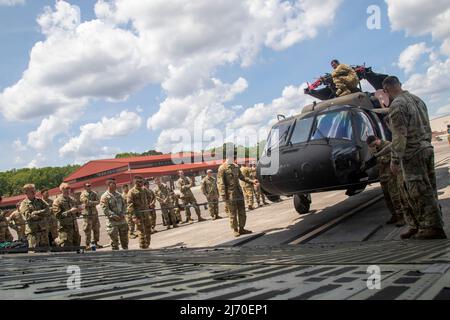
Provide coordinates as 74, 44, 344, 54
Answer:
354, 111, 375, 142
311, 110, 353, 141
289, 117, 314, 144
265, 120, 294, 153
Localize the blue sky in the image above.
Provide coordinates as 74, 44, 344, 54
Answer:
1, 0, 449, 171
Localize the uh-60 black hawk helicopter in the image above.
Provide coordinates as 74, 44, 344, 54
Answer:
256, 65, 391, 214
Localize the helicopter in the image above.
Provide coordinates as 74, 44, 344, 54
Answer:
256, 66, 391, 214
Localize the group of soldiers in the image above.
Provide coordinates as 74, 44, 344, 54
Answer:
368, 76, 446, 240
0, 161, 270, 250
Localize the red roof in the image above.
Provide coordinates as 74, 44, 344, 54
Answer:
64, 161, 128, 182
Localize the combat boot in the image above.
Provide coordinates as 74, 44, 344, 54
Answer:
216, 215, 223, 219
400, 228, 418, 239
248, 206, 254, 211
173, 224, 179, 228
239, 228, 253, 235
413, 228, 447, 240
197, 217, 206, 222
233, 229, 240, 237
95, 243, 104, 249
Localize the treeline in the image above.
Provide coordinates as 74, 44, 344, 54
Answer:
209, 142, 267, 159
0, 165, 80, 197
115, 150, 163, 158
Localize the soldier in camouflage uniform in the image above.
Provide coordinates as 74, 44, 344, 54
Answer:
80, 183, 102, 248
367, 136, 406, 227
19, 184, 51, 249
0, 196, 14, 243
143, 180, 158, 233
53, 183, 81, 247
122, 184, 136, 239
383, 76, 446, 240
169, 190, 183, 223
8, 202, 26, 241
240, 163, 255, 210
100, 179, 128, 250
155, 177, 179, 229
251, 164, 268, 207
331, 60, 359, 97
127, 176, 152, 249
201, 170, 221, 220
217, 152, 257, 237
42, 188, 58, 246
177, 171, 205, 223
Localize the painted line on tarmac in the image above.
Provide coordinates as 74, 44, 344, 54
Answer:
287, 194, 385, 245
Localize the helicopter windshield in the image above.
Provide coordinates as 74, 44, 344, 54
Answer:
311, 110, 353, 141
265, 120, 294, 153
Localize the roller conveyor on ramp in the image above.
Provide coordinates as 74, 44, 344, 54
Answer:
1, 240, 450, 300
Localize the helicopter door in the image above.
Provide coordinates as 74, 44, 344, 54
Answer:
352, 110, 377, 164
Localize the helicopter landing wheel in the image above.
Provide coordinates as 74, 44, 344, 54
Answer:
293, 193, 311, 215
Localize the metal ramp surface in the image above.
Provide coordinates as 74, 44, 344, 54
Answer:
1, 240, 450, 300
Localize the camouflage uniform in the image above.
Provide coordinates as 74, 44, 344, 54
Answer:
177, 176, 202, 222
201, 175, 220, 219
43, 198, 59, 245
217, 161, 254, 234
251, 166, 267, 206
20, 198, 50, 248
144, 188, 157, 231
370, 140, 405, 222
127, 186, 152, 249
100, 191, 129, 250
0, 210, 13, 243
52, 195, 81, 247
240, 166, 255, 209
8, 210, 26, 241
331, 64, 359, 97
389, 91, 443, 230
123, 191, 136, 237
155, 184, 178, 229
169, 192, 183, 223
80, 190, 101, 246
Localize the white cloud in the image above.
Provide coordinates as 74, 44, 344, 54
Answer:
12, 139, 27, 152
27, 153, 46, 169
386, 0, 450, 40
229, 83, 313, 139
0, 0, 343, 160
0, 0, 25, 6
386, 0, 450, 107
59, 110, 142, 161
396, 43, 432, 74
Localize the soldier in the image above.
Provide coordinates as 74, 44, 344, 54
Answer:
330, 59, 359, 97
0, 195, 14, 243
367, 136, 406, 227
143, 180, 158, 233
154, 177, 179, 229
122, 184, 136, 239
383, 76, 446, 239
240, 163, 255, 210
169, 190, 183, 224
8, 202, 26, 241
19, 184, 50, 249
250, 164, 268, 207
201, 169, 221, 220
41, 188, 58, 246
177, 171, 205, 223
80, 183, 102, 248
53, 183, 81, 247
217, 149, 258, 237
100, 179, 128, 250
127, 176, 152, 249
